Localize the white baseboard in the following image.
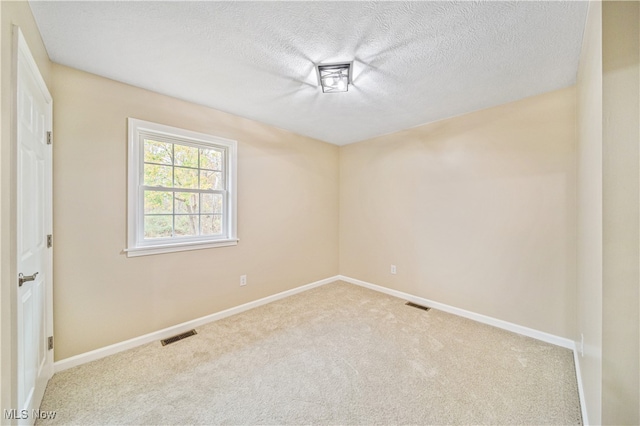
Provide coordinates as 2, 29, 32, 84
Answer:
572, 341, 589, 425
54, 275, 340, 372
346, 276, 588, 421
55, 273, 588, 421
337, 275, 574, 349
338, 275, 589, 421
56, 274, 576, 381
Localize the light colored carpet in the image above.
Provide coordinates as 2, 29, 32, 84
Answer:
38, 281, 581, 425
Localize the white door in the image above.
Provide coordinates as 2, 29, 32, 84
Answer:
15, 27, 53, 425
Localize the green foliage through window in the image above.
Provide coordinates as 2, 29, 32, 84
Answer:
142, 138, 225, 239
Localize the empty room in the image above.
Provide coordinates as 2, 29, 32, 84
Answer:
1, 1, 639, 425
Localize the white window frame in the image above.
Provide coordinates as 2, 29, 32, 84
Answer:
126, 118, 238, 257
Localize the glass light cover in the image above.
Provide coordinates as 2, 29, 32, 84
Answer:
317, 63, 351, 93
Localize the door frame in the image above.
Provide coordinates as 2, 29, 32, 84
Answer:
2, 26, 54, 422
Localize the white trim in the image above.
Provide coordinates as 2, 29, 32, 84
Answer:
54, 276, 340, 372
573, 341, 589, 425
337, 275, 574, 349
54, 269, 582, 423
338, 276, 587, 416
126, 118, 238, 257
124, 238, 239, 257
53, 275, 588, 422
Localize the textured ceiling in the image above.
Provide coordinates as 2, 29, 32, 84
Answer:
29, 1, 588, 146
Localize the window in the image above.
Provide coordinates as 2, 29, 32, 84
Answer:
127, 118, 237, 257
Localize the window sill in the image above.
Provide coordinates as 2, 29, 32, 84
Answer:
125, 238, 238, 257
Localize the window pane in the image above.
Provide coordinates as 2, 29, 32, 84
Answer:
174, 144, 198, 168
200, 170, 223, 190
144, 164, 173, 187
175, 192, 199, 214
144, 191, 172, 214
144, 140, 172, 165
200, 193, 223, 214
200, 148, 223, 170
175, 215, 198, 237
144, 215, 172, 239
201, 215, 222, 235
174, 167, 198, 189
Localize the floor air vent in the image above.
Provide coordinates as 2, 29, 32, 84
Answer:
405, 301, 431, 312
161, 329, 197, 346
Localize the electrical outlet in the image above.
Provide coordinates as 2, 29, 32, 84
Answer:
390, 265, 397, 275
580, 333, 584, 357
240, 275, 247, 286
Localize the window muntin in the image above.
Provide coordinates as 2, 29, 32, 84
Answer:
127, 119, 237, 256
141, 136, 226, 240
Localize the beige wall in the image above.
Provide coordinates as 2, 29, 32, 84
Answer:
575, 2, 640, 423
576, 1, 603, 424
7, 3, 640, 421
0, 0, 52, 414
51, 64, 339, 360
601, 2, 640, 424
340, 87, 577, 338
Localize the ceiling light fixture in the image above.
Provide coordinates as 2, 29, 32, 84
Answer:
316, 62, 352, 93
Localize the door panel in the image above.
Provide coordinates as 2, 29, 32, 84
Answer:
15, 27, 53, 425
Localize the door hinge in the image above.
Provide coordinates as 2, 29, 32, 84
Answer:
46, 131, 52, 145
47, 234, 52, 248
48, 336, 54, 351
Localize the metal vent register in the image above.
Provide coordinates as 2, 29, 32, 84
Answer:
161, 329, 197, 346
405, 301, 431, 312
